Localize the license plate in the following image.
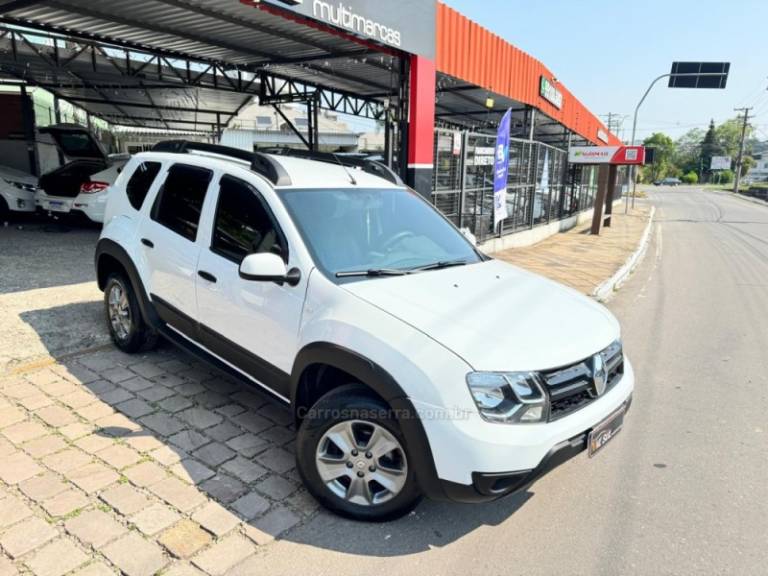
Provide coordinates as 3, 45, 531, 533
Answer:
48, 201, 68, 212
588, 406, 625, 457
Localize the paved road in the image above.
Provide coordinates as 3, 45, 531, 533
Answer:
241, 187, 768, 575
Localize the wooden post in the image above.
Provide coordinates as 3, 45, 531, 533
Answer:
590, 165, 610, 235
604, 164, 617, 228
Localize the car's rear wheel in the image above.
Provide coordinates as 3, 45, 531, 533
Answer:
104, 273, 157, 353
296, 384, 422, 522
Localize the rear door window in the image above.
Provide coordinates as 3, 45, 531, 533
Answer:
126, 161, 162, 210
151, 164, 212, 241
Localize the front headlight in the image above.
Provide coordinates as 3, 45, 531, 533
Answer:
466, 371, 548, 424
4, 179, 37, 193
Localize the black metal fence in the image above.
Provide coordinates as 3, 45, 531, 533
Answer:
432, 128, 602, 244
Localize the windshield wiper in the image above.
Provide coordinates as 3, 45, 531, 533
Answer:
410, 258, 468, 272
335, 268, 408, 278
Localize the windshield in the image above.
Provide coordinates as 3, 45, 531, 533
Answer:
279, 187, 482, 279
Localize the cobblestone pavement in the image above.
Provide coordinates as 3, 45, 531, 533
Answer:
495, 204, 652, 294
0, 345, 317, 576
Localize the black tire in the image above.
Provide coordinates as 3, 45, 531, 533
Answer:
296, 384, 422, 522
104, 272, 158, 353
0, 197, 9, 222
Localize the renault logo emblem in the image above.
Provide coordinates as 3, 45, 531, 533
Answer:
591, 354, 607, 397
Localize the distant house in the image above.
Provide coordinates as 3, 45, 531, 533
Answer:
744, 153, 768, 184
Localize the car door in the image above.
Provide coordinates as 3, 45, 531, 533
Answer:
195, 173, 305, 400
136, 162, 214, 339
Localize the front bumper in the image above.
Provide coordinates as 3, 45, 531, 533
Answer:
440, 395, 632, 503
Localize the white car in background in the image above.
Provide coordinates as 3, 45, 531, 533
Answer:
0, 164, 38, 220
35, 125, 128, 224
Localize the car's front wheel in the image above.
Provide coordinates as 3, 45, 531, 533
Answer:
104, 273, 157, 353
296, 384, 422, 521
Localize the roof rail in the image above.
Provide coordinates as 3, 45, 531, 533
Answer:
261, 147, 404, 186
150, 140, 291, 186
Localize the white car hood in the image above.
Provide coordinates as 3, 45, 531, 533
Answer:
342, 259, 620, 372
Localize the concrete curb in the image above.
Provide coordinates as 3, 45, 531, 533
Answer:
592, 206, 656, 302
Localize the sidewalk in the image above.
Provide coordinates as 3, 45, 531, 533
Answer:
493, 205, 653, 296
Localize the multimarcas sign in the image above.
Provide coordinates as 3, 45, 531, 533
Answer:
539, 76, 563, 109
262, 0, 436, 58
568, 146, 646, 165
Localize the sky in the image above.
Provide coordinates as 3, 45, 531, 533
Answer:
442, 0, 768, 143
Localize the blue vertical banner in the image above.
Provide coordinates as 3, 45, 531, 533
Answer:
493, 109, 512, 230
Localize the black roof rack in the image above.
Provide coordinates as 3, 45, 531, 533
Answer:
150, 140, 291, 187
260, 147, 404, 186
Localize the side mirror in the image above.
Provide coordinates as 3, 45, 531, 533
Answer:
239, 253, 301, 286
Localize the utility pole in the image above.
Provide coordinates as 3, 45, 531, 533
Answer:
733, 107, 752, 195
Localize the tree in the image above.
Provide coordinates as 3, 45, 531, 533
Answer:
675, 128, 705, 177
642, 132, 675, 182
716, 117, 753, 158
681, 170, 699, 184
699, 120, 721, 182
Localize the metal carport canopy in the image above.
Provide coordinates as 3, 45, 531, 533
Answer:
0, 0, 404, 130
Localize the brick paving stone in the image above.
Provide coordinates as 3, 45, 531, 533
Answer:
137, 386, 174, 403
201, 377, 240, 395
139, 413, 185, 437
191, 502, 240, 537
65, 509, 127, 548
76, 403, 115, 422
199, 474, 247, 505
254, 475, 298, 500
58, 422, 94, 441
284, 489, 319, 516
38, 381, 79, 398
117, 377, 154, 393
225, 434, 269, 459
168, 430, 210, 453
94, 413, 142, 436
0, 517, 57, 558
130, 362, 166, 380
101, 533, 168, 576
66, 462, 119, 494
191, 535, 255, 576
96, 444, 142, 469
0, 406, 25, 429
42, 448, 92, 474
40, 488, 89, 517
0, 451, 42, 484
0, 437, 14, 457
75, 434, 114, 454
190, 392, 228, 410
158, 520, 211, 559
173, 382, 206, 397
34, 405, 77, 428
101, 367, 135, 384
0, 555, 17, 576
59, 391, 97, 410
3, 420, 48, 444
229, 391, 267, 411
153, 375, 186, 390
99, 388, 133, 406
70, 561, 115, 576
254, 426, 294, 447
171, 460, 215, 485
123, 432, 165, 453
23, 435, 67, 458
177, 408, 222, 431
114, 398, 154, 419
25, 538, 89, 576
4, 382, 39, 399
100, 484, 152, 516
19, 472, 68, 502
230, 492, 269, 520
214, 404, 246, 418
0, 494, 33, 528
243, 506, 301, 545
157, 396, 194, 414
149, 477, 206, 513
220, 457, 267, 484
254, 447, 294, 474
123, 461, 168, 487
58, 364, 99, 386
131, 503, 181, 536
78, 355, 118, 373
83, 380, 116, 396
257, 403, 292, 427
205, 422, 241, 443
192, 442, 235, 468
17, 394, 54, 411
149, 445, 185, 466
229, 412, 272, 435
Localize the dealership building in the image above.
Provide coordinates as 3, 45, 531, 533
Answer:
0, 0, 620, 244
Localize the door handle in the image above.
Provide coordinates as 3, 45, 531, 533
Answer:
141, 238, 154, 248
198, 270, 217, 283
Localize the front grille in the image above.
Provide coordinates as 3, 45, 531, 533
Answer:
543, 341, 624, 421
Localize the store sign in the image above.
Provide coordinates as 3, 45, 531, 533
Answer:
568, 146, 646, 165
493, 109, 512, 229
452, 132, 462, 156
261, 0, 436, 58
540, 76, 563, 109
597, 129, 609, 144
710, 156, 731, 170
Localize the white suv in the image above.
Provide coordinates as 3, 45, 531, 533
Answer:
96, 141, 633, 521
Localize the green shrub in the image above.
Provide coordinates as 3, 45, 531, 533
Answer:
717, 169, 734, 184
681, 171, 699, 184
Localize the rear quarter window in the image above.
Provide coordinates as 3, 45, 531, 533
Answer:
126, 161, 162, 210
